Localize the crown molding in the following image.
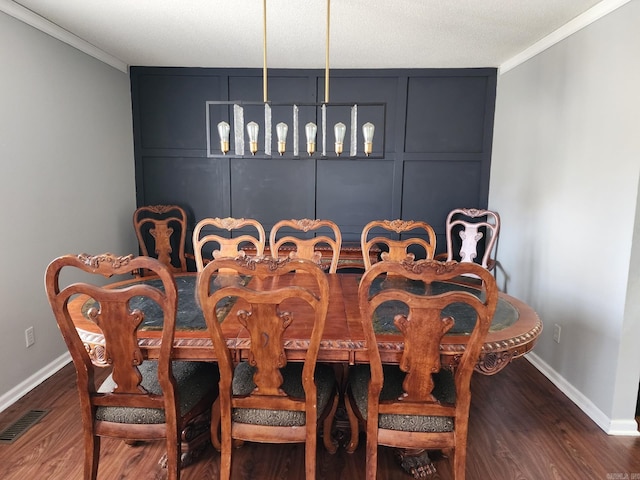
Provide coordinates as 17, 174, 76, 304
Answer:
0, 0, 128, 73
499, 0, 631, 75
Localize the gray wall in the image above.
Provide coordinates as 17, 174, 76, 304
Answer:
0, 12, 137, 408
490, 0, 640, 433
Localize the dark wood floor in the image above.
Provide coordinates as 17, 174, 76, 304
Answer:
1, 358, 640, 479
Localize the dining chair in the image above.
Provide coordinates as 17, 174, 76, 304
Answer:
44, 253, 218, 480
192, 217, 266, 271
345, 258, 498, 479
269, 218, 343, 273
197, 256, 339, 480
360, 219, 437, 270
133, 204, 190, 276
437, 208, 501, 272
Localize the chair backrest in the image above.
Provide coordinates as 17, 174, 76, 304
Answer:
192, 217, 266, 271
269, 218, 343, 273
360, 219, 436, 270
359, 258, 498, 397
133, 204, 189, 274
357, 259, 498, 477
197, 257, 329, 452
44, 253, 180, 434
444, 208, 500, 270
197, 256, 329, 408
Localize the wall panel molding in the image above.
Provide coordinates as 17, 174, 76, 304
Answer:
130, 67, 497, 250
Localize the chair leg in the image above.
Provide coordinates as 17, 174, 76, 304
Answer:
453, 424, 468, 479
218, 402, 233, 480
365, 430, 378, 480
84, 432, 100, 480
220, 432, 232, 480
452, 446, 465, 480
164, 435, 180, 480
305, 429, 317, 480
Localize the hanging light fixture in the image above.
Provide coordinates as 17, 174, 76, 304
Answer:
206, 0, 380, 159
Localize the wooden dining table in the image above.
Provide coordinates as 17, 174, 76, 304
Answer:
71, 271, 542, 376
69, 267, 541, 478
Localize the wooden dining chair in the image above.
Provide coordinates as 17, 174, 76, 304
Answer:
197, 256, 339, 480
437, 208, 501, 272
192, 217, 266, 271
269, 218, 343, 273
345, 259, 498, 479
133, 204, 190, 276
360, 219, 437, 270
44, 253, 218, 480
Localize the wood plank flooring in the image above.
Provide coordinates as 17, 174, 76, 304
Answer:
1, 358, 640, 479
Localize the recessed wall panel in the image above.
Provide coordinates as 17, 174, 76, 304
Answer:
141, 157, 230, 222
138, 75, 221, 150
230, 158, 315, 229
402, 160, 483, 231
405, 76, 488, 153
317, 160, 395, 241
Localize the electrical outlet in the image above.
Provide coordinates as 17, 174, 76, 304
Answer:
553, 324, 561, 344
25, 326, 35, 348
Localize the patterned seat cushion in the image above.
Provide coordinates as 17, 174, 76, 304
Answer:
96, 361, 218, 424
349, 364, 455, 432
231, 362, 335, 427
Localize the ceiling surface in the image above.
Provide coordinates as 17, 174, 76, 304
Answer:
10, 0, 609, 69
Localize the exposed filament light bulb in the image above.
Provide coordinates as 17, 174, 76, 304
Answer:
334, 122, 346, 156
217, 121, 230, 155
305, 122, 317, 156
246, 121, 259, 155
276, 122, 288, 155
362, 122, 375, 156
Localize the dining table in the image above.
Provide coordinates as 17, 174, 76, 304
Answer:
69, 267, 541, 478
71, 270, 541, 375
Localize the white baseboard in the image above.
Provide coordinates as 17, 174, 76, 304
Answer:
526, 352, 640, 436
0, 352, 71, 414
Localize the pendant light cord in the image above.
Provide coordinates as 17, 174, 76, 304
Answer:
263, 0, 268, 103
325, 0, 330, 103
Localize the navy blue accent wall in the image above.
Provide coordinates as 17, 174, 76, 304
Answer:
130, 67, 497, 253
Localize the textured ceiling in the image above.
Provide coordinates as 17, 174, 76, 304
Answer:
11, 0, 607, 69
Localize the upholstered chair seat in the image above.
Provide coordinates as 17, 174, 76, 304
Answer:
231, 362, 336, 426
97, 361, 218, 424
348, 364, 455, 432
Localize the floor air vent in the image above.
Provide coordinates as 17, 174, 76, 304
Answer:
0, 409, 49, 444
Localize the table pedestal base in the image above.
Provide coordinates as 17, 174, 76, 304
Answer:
395, 449, 437, 479
158, 409, 211, 470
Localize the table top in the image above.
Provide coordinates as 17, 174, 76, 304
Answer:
71, 272, 542, 375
